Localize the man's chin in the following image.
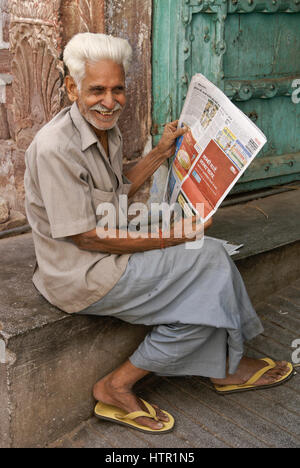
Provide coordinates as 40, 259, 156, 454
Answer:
93, 122, 117, 131
86, 112, 121, 131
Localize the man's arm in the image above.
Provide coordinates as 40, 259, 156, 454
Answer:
125, 121, 187, 198
71, 217, 213, 255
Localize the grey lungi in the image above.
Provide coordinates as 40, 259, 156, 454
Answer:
79, 238, 264, 379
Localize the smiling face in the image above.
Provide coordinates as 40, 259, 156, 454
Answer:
66, 59, 126, 132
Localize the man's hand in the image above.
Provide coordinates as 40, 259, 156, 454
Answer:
156, 120, 188, 161
125, 120, 187, 198
171, 215, 213, 243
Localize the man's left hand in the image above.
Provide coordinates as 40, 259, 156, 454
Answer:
156, 120, 188, 161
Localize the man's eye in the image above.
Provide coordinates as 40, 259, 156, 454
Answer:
90, 88, 104, 95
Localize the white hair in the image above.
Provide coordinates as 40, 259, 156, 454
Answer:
63, 33, 133, 86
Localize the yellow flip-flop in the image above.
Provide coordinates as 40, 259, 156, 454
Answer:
94, 399, 175, 434
214, 358, 295, 395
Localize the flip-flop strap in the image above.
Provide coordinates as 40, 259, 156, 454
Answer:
244, 358, 276, 386
117, 400, 159, 422
140, 399, 158, 418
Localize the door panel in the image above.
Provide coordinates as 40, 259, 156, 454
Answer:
152, 0, 300, 193
224, 13, 300, 79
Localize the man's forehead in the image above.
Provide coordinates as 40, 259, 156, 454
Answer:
85, 59, 125, 82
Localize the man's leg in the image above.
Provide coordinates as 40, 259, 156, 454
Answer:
92, 359, 289, 433
129, 323, 290, 387
93, 359, 169, 431
211, 357, 290, 387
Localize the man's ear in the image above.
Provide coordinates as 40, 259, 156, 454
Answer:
65, 76, 79, 102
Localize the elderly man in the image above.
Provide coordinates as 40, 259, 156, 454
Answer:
25, 33, 293, 434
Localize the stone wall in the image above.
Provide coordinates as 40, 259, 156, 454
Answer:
0, 0, 153, 215
0, 0, 11, 140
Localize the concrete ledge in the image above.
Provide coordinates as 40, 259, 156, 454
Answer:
210, 189, 300, 261
236, 241, 300, 305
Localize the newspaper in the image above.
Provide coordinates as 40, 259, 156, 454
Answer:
165, 74, 267, 222
204, 236, 244, 256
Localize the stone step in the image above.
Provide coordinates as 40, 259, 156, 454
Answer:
0, 190, 299, 448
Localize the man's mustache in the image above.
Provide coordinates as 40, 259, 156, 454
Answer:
89, 103, 123, 113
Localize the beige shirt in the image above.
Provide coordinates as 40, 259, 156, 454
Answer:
24, 103, 132, 313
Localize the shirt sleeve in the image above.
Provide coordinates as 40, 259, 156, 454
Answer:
36, 144, 97, 239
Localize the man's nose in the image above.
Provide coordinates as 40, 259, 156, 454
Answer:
101, 92, 116, 110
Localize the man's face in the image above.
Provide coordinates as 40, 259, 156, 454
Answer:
71, 59, 126, 131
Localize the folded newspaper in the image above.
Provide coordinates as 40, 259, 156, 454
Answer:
205, 236, 244, 256
165, 74, 267, 223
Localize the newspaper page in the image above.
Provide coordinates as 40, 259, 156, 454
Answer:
165, 74, 267, 222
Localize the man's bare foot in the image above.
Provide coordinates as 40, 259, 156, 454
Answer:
93, 374, 169, 431
211, 357, 290, 387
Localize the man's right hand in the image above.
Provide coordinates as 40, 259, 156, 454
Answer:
166, 215, 213, 247
155, 121, 188, 161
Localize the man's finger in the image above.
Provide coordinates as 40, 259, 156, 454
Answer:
167, 120, 179, 127
174, 126, 188, 138
164, 120, 179, 130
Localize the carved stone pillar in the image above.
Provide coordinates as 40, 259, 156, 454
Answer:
10, 0, 64, 151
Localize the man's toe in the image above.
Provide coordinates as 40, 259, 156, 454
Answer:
152, 404, 169, 422
135, 416, 164, 430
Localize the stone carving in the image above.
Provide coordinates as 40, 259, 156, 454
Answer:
10, 0, 64, 150
77, 0, 94, 31
60, 0, 105, 46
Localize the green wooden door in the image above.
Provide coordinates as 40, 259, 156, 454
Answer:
152, 0, 300, 192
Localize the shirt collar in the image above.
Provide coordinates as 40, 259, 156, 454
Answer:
70, 102, 122, 152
